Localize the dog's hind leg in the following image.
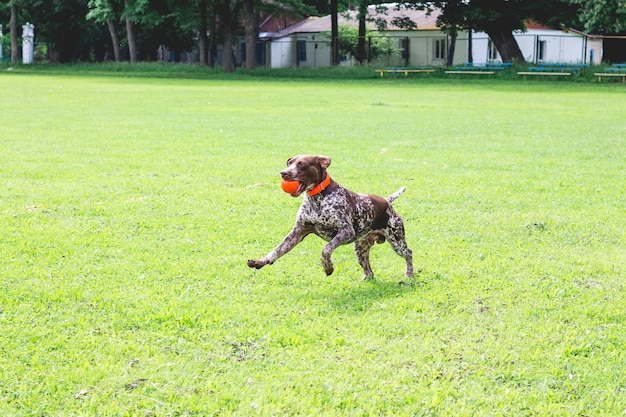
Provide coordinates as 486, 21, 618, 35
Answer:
384, 215, 414, 278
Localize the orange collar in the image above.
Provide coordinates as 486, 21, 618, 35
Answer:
308, 173, 331, 196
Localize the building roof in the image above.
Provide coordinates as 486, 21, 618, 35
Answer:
524, 20, 553, 30
259, 15, 301, 33
366, 5, 441, 31
268, 4, 441, 38
266, 5, 582, 40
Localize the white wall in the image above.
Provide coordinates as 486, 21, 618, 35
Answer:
587, 39, 602, 64
270, 37, 294, 68
470, 29, 590, 64
518, 30, 587, 63
369, 31, 469, 67
269, 35, 333, 68
270, 27, 594, 68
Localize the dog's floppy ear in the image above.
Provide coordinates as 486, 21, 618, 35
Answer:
317, 155, 331, 169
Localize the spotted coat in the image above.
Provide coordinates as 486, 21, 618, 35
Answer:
247, 155, 414, 280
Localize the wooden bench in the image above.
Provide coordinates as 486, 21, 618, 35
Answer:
445, 70, 494, 75
594, 73, 626, 83
445, 63, 514, 75
518, 65, 582, 77
594, 65, 626, 82
517, 71, 572, 76
375, 68, 435, 77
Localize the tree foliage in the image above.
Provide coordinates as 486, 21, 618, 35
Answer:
332, 24, 397, 60
1, 0, 624, 65
569, 0, 626, 33
23, 0, 105, 62
416, 0, 579, 62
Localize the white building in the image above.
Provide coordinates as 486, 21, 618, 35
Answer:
261, 5, 601, 68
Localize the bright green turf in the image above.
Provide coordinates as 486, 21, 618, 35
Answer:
0, 71, 624, 416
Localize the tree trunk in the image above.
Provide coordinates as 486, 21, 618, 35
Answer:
484, 26, 525, 63
243, 0, 258, 69
107, 19, 121, 62
222, 25, 234, 72
209, 3, 217, 67
467, 29, 473, 63
198, 0, 209, 65
330, 0, 339, 66
124, 0, 137, 63
10, 3, 19, 64
357, 6, 366, 64
125, 17, 137, 62
446, 31, 457, 66
217, 0, 235, 73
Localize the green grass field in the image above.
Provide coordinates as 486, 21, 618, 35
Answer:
0, 68, 625, 416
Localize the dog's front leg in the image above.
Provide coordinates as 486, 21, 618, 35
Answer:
321, 228, 355, 276
247, 226, 309, 269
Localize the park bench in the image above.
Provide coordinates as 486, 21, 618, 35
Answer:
445, 69, 495, 75
594, 64, 626, 83
517, 63, 583, 77
375, 67, 435, 77
445, 62, 511, 75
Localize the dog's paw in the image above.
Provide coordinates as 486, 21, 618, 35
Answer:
247, 259, 267, 269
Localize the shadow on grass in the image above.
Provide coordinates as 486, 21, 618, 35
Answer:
313, 274, 424, 314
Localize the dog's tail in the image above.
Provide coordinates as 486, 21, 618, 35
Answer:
387, 186, 407, 203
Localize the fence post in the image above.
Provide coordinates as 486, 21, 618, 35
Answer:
22, 23, 34, 64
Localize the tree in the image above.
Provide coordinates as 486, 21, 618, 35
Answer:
87, 0, 121, 61
197, 0, 209, 64
353, 0, 368, 64
122, 0, 137, 62
242, 0, 258, 69
106, 17, 121, 61
142, 2, 196, 60
302, 0, 329, 15
330, 0, 339, 65
462, 0, 525, 62
332, 25, 398, 62
209, 1, 217, 66
21, 0, 105, 62
442, 1, 466, 65
9, 1, 18, 63
431, 0, 465, 65
568, 0, 626, 34
215, 0, 242, 72
413, 0, 579, 63
89, 0, 197, 62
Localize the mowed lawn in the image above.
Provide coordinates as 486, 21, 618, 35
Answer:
0, 72, 624, 416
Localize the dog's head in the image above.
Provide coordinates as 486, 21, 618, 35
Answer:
280, 155, 331, 197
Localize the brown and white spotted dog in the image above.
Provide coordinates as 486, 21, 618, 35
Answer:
247, 155, 414, 280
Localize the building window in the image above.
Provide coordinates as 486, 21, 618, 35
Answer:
297, 40, 307, 62
434, 39, 446, 60
537, 40, 547, 61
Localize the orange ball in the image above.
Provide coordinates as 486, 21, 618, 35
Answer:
281, 179, 300, 194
